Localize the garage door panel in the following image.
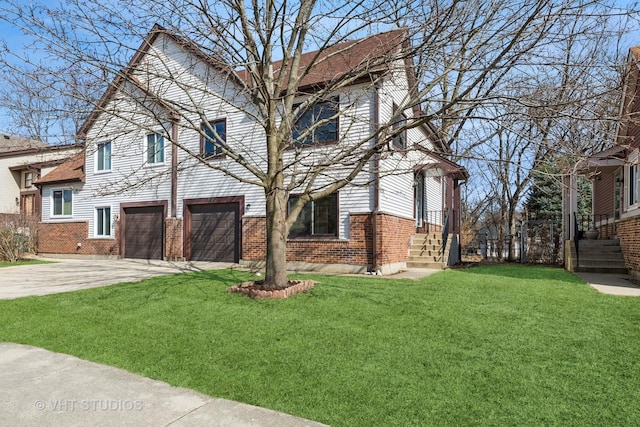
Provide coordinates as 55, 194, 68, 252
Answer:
123, 206, 164, 260
189, 203, 238, 262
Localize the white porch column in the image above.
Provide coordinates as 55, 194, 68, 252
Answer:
562, 173, 578, 240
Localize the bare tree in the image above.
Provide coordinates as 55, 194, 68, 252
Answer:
0, 0, 637, 286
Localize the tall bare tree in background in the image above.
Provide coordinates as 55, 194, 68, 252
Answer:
0, 0, 637, 285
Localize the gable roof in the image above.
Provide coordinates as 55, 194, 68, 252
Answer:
414, 148, 469, 180
34, 152, 85, 185
0, 134, 48, 154
236, 28, 409, 90
77, 25, 415, 138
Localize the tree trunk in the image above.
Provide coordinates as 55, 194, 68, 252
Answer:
263, 187, 289, 289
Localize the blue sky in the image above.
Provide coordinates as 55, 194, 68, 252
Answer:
1, 1, 640, 138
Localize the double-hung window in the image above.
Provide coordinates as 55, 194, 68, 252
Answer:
293, 97, 339, 146
97, 141, 112, 171
24, 171, 33, 189
630, 163, 638, 207
288, 193, 338, 238
52, 189, 73, 217
147, 133, 165, 164
391, 104, 407, 149
96, 207, 111, 237
202, 119, 226, 158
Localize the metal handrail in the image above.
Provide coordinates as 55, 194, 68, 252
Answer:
442, 210, 450, 262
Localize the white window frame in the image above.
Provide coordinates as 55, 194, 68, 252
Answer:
95, 206, 112, 237
145, 133, 165, 165
96, 141, 112, 173
626, 151, 639, 211
51, 188, 73, 218
23, 171, 33, 189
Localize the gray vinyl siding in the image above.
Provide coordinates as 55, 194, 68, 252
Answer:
58, 32, 450, 243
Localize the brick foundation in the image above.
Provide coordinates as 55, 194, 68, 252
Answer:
376, 213, 415, 266
242, 212, 415, 272
38, 221, 119, 256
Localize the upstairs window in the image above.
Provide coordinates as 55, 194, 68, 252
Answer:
97, 141, 111, 171
96, 207, 111, 237
24, 171, 33, 189
293, 97, 339, 146
201, 119, 226, 158
288, 193, 338, 238
52, 189, 73, 217
147, 133, 165, 164
391, 104, 407, 149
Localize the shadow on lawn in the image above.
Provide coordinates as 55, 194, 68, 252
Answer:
92, 268, 253, 303
451, 263, 583, 284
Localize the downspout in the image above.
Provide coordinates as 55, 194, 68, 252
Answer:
170, 114, 179, 261
372, 82, 381, 274
170, 114, 179, 218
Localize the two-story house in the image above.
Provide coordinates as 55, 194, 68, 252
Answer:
37, 26, 467, 274
0, 135, 80, 217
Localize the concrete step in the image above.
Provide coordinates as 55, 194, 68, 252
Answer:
406, 261, 444, 269
578, 246, 622, 254
413, 233, 441, 240
579, 253, 623, 262
578, 260, 627, 269
407, 255, 441, 263
575, 266, 628, 274
578, 239, 621, 248
411, 240, 443, 247
409, 249, 442, 257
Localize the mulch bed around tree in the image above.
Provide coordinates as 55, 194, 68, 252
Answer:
227, 279, 317, 299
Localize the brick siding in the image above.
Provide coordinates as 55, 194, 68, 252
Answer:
38, 221, 119, 256
617, 215, 640, 276
376, 214, 415, 265
243, 212, 414, 269
165, 217, 183, 260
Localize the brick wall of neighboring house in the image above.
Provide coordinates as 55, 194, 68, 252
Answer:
165, 217, 183, 260
376, 213, 415, 265
38, 221, 119, 256
616, 215, 640, 277
242, 212, 414, 269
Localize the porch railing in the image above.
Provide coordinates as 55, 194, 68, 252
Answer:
574, 213, 612, 239
422, 209, 457, 266
422, 209, 459, 234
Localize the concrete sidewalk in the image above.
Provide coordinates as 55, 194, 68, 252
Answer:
574, 272, 640, 296
0, 343, 327, 427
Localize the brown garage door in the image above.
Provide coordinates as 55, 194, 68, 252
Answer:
123, 205, 164, 259
189, 203, 239, 262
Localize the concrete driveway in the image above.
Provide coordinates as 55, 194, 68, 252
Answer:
0, 258, 240, 299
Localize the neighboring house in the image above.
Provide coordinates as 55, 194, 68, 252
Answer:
0, 135, 80, 216
566, 46, 640, 279
37, 26, 468, 274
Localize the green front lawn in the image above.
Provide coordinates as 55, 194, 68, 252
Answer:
0, 259, 53, 268
0, 265, 638, 426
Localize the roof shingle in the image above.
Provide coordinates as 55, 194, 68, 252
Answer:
34, 152, 85, 185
